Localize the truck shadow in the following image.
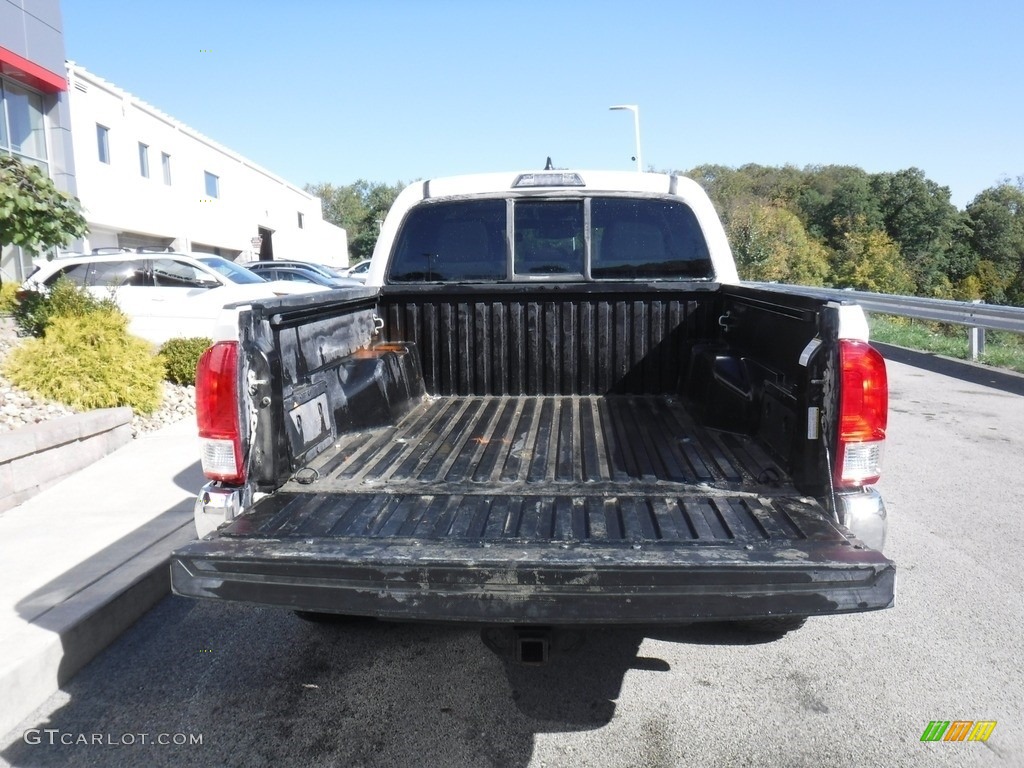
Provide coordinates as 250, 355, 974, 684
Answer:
483, 621, 777, 726
173, 461, 205, 495
1, 597, 785, 768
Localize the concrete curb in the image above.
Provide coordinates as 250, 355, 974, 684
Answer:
0, 418, 203, 739
0, 522, 195, 737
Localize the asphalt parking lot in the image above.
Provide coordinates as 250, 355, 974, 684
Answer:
2, 352, 1021, 767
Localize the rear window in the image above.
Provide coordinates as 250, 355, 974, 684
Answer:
591, 198, 711, 279
514, 200, 584, 276
152, 258, 216, 288
43, 262, 90, 287
389, 200, 507, 282
386, 196, 712, 283
88, 260, 147, 287
198, 256, 265, 285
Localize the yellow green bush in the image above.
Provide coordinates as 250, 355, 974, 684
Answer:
13, 276, 118, 337
0, 282, 18, 314
3, 309, 164, 413
158, 337, 212, 385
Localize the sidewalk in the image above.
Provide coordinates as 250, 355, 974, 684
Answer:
0, 418, 202, 738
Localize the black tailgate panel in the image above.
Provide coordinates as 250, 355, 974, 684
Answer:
172, 525, 893, 624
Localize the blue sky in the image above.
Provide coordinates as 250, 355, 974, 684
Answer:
61, 0, 1023, 209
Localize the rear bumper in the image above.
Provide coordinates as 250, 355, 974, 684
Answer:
194, 482, 243, 540
171, 538, 895, 624
836, 487, 887, 552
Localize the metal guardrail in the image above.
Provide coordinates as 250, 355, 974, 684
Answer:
745, 282, 1024, 359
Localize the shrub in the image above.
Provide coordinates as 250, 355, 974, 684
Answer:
13, 276, 119, 337
2, 309, 165, 413
11, 288, 47, 336
158, 337, 212, 385
0, 281, 18, 315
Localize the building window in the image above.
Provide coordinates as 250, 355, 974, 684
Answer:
297, 211, 304, 229
161, 152, 172, 185
0, 79, 49, 170
97, 124, 110, 164
138, 142, 149, 177
204, 171, 219, 199
0, 83, 7, 150
1, 78, 51, 284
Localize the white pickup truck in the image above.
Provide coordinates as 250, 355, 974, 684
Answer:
171, 170, 894, 658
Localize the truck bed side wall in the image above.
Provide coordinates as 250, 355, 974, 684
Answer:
244, 293, 399, 487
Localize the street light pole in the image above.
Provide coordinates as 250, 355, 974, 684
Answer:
609, 104, 642, 172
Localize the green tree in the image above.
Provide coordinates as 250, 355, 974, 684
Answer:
830, 217, 915, 294
682, 164, 755, 225
680, 161, 1019, 300
0, 155, 88, 283
736, 163, 806, 206
871, 168, 960, 295
728, 203, 830, 285
305, 179, 405, 262
825, 172, 884, 248
961, 184, 1024, 304
796, 166, 875, 241
952, 274, 984, 301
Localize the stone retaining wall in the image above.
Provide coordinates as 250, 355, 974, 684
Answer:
0, 408, 133, 513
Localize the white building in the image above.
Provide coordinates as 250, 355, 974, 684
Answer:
64, 62, 347, 265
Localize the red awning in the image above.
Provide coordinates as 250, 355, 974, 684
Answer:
0, 45, 66, 93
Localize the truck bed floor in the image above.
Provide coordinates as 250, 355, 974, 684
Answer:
313, 395, 781, 492
226, 396, 848, 547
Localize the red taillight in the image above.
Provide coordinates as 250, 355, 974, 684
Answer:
195, 341, 245, 484
835, 340, 887, 487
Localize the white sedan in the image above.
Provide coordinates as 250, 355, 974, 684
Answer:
22, 252, 326, 346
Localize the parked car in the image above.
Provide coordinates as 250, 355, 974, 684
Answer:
193, 256, 330, 295
341, 259, 371, 282
240, 263, 361, 289
242, 259, 347, 279
21, 252, 323, 346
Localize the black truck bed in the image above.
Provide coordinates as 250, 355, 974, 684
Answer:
243, 395, 824, 541
300, 394, 778, 494
173, 394, 895, 623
